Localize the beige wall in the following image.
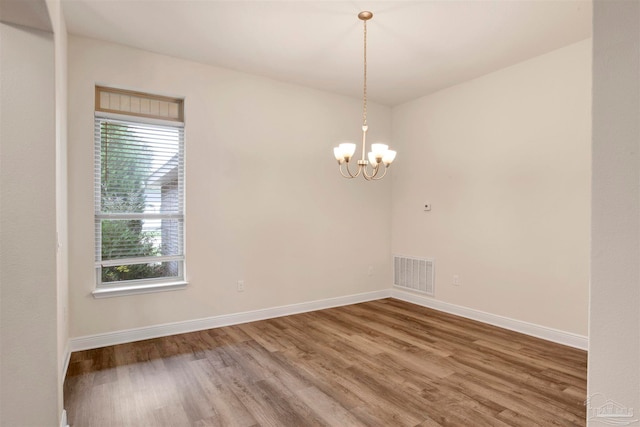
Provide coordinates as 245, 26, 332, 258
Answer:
391, 39, 591, 335
0, 22, 59, 426
67, 36, 392, 338
589, 0, 640, 419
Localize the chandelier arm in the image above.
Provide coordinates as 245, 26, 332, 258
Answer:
360, 164, 373, 181
362, 162, 380, 180
341, 161, 362, 178
338, 165, 353, 179
371, 165, 389, 180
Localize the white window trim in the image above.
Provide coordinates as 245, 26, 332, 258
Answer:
92, 280, 188, 299
93, 99, 186, 297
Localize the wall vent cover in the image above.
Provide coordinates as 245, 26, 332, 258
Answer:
393, 255, 435, 296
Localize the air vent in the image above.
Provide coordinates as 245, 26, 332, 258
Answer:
393, 255, 434, 296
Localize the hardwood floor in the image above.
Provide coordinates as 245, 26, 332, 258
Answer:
64, 299, 587, 426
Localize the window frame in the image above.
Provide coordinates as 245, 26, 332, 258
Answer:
92, 89, 186, 298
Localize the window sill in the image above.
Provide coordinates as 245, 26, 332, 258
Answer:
92, 281, 188, 299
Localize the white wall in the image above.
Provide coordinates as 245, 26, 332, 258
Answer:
0, 22, 59, 426
588, 0, 640, 419
391, 39, 591, 336
45, 0, 69, 419
67, 36, 392, 338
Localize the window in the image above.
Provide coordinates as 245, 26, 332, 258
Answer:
94, 87, 185, 296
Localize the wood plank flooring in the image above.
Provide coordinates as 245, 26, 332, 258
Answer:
64, 299, 587, 426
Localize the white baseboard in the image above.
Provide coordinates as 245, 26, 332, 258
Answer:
60, 409, 68, 427
61, 347, 70, 427
68, 288, 587, 353
69, 289, 392, 352
391, 288, 588, 350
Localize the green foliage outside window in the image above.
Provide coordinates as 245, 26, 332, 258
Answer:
100, 122, 165, 283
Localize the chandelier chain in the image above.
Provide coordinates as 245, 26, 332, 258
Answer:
363, 19, 367, 126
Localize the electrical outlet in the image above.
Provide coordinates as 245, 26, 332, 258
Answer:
452, 275, 460, 286
424, 202, 432, 211
237, 280, 245, 292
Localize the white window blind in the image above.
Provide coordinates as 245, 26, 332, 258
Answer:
94, 115, 185, 287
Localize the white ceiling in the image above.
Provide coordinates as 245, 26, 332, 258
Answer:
0, 0, 52, 32
62, 0, 592, 106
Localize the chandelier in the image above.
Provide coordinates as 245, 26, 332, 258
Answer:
333, 11, 397, 181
